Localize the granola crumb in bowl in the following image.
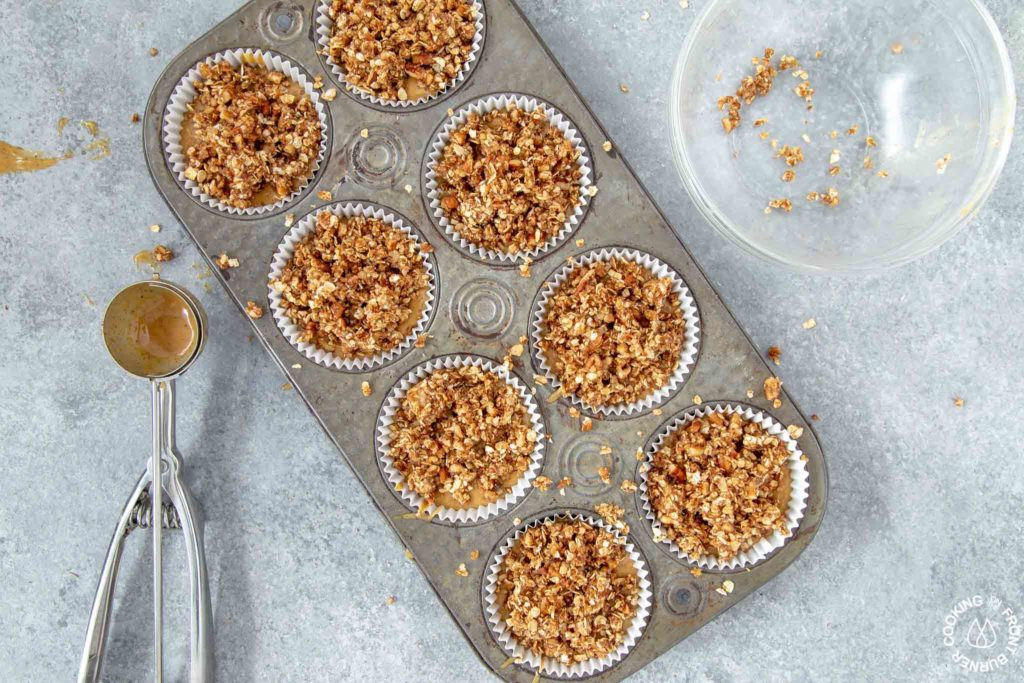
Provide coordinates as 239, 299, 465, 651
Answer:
163, 48, 329, 216
267, 202, 435, 371
639, 403, 810, 570
316, 0, 485, 108
425, 93, 593, 263
670, 0, 1015, 273
531, 248, 700, 417
377, 355, 545, 524
484, 513, 652, 678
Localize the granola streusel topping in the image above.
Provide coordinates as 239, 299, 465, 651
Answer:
389, 365, 536, 508
435, 104, 583, 255
497, 519, 639, 664
540, 258, 685, 407
647, 411, 790, 561
270, 212, 429, 358
328, 0, 477, 102
183, 61, 321, 209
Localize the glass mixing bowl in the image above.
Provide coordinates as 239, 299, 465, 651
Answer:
670, 0, 1016, 273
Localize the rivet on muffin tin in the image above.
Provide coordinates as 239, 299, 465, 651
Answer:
423, 93, 594, 264
162, 48, 331, 217
266, 202, 437, 372
315, 0, 486, 110
530, 247, 701, 418
637, 402, 810, 571
483, 511, 652, 679
376, 354, 545, 525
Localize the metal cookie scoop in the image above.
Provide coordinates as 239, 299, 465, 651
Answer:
79, 280, 213, 682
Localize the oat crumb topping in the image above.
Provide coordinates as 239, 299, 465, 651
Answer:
497, 519, 638, 664
540, 258, 685, 407
648, 411, 790, 560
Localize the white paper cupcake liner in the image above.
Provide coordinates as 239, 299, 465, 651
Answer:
376, 355, 546, 524
484, 512, 652, 678
267, 202, 436, 371
316, 0, 485, 108
425, 93, 594, 262
162, 48, 329, 216
639, 403, 810, 571
531, 248, 700, 417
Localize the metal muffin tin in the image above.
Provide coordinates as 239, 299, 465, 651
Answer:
143, 1, 828, 680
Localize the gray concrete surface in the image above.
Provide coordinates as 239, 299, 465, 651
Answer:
1, 0, 1022, 681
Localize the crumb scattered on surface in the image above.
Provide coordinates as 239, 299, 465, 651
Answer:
602, 140, 613, 152
802, 318, 816, 329
317, 190, 333, 201
470, 549, 480, 561
767, 346, 781, 365
215, 253, 240, 270
361, 381, 372, 397
153, 245, 173, 262
540, 258, 685, 407
777, 145, 803, 167
149, 224, 161, 233
435, 104, 582, 255
647, 410, 790, 561
787, 425, 804, 439
327, 0, 477, 102
763, 377, 782, 403
620, 479, 637, 493
532, 475, 553, 492
954, 397, 965, 408
455, 562, 469, 577
936, 154, 952, 175
891, 42, 904, 55
245, 301, 264, 319
597, 466, 611, 484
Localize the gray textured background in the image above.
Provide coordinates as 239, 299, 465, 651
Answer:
1, 0, 1021, 681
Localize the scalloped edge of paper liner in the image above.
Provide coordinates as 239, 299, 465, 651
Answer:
162, 48, 329, 216
424, 92, 593, 263
267, 202, 436, 371
530, 247, 701, 417
315, 0, 485, 108
376, 354, 545, 524
483, 512, 652, 678
639, 403, 810, 570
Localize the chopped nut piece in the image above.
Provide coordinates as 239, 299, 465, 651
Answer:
620, 479, 638, 493
690, 567, 702, 577
647, 410, 791, 561
388, 365, 534, 509
317, 190, 333, 201
532, 475, 554, 492
455, 563, 469, 577
245, 301, 264, 319
404, 548, 414, 560
763, 377, 782, 402
153, 245, 173, 262
496, 519, 638, 663
865, 136, 877, 148
778, 55, 799, 71
936, 154, 952, 174
131, 113, 141, 124
569, 407, 581, 418
777, 145, 804, 167
636, 447, 644, 461
802, 318, 817, 329
597, 466, 611, 484
746, 389, 755, 399
829, 149, 841, 165
556, 476, 572, 489
599, 445, 613, 456
863, 156, 875, 170
270, 212, 429, 358
284, 213, 296, 228
312, 74, 323, 90
435, 105, 581, 255
533, 375, 548, 386
602, 140, 613, 152
767, 346, 782, 365
359, 128, 369, 139
891, 42, 904, 55
753, 118, 768, 127
575, 238, 585, 248
183, 61, 321, 209
953, 397, 965, 408
215, 253, 240, 270
149, 47, 158, 57
620, 83, 630, 93
781, 170, 796, 182
806, 191, 820, 202
787, 425, 804, 439
595, 503, 626, 529
821, 187, 840, 207
828, 165, 841, 177
722, 579, 735, 594
540, 258, 685, 407
767, 198, 793, 213
470, 549, 480, 561
361, 381, 372, 397
876, 170, 890, 178
846, 124, 859, 136
587, 185, 599, 198
692, 394, 703, 405
518, 257, 533, 278
149, 224, 161, 233
415, 334, 428, 349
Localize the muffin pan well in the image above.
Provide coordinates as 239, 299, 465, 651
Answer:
143, 1, 828, 680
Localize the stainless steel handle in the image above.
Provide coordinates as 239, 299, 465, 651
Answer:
77, 472, 150, 683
